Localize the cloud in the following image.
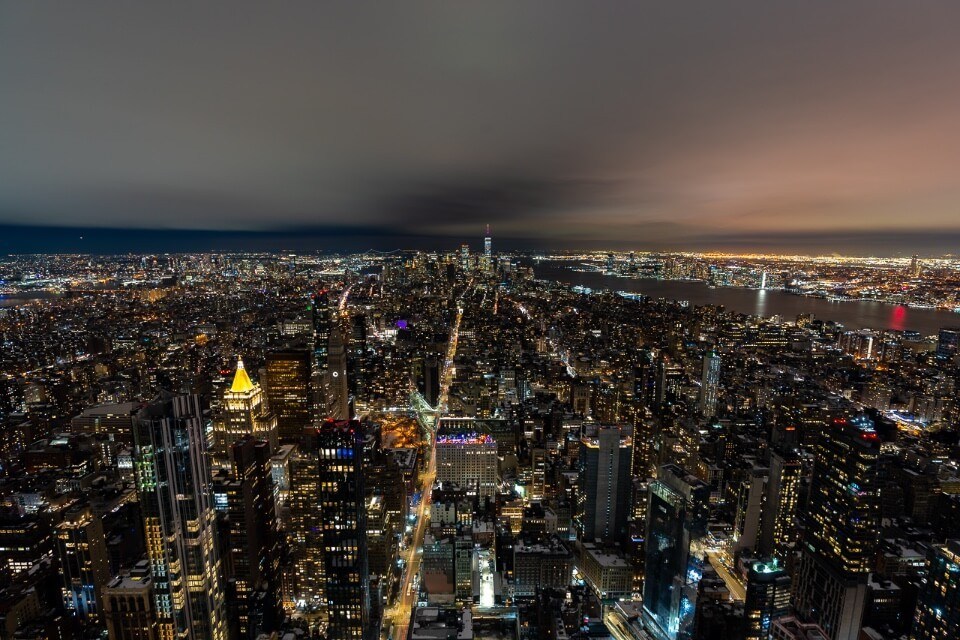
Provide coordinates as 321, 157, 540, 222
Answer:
1, 2, 960, 252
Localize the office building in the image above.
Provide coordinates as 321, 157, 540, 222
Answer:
793, 416, 880, 640
264, 345, 312, 442
54, 504, 110, 622
214, 436, 282, 640
642, 464, 710, 640
578, 424, 633, 546
435, 421, 498, 498
133, 393, 227, 640
513, 537, 573, 598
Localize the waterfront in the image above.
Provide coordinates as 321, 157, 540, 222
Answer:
532, 261, 957, 336
0, 291, 63, 308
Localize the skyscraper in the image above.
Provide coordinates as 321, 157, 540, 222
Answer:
312, 289, 333, 371
484, 224, 492, 272
642, 464, 710, 640
744, 559, 791, 640
214, 357, 277, 466
793, 416, 881, 640
578, 424, 634, 546
133, 393, 227, 640
55, 504, 110, 622
911, 540, 960, 640
214, 436, 282, 639
264, 345, 312, 442
315, 419, 372, 639
699, 350, 720, 418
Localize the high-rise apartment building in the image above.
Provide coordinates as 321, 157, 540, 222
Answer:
133, 393, 227, 640
793, 416, 881, 640
578, 424, 633, 546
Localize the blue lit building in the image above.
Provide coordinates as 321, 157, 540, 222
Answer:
642, 464, 710, 640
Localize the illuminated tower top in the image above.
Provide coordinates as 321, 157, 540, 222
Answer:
229, 357, 255, 394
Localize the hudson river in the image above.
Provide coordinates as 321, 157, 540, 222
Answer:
531, 261, 958, 336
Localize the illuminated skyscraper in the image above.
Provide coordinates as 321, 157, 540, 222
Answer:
578, 424, 633, 546
699, 350, 720, 418
793, 416, 880, 640
289, 431, 324, 608
315, 419, 371, 639
214, 357, 277, 467
264, 345, 312, 442
911, 540, 960, 640
55, 504, 110, 622
133, 393, 227, 640
289, 421, 372, 637
642, 464, 710, 640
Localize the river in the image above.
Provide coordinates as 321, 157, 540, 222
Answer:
530, 261, 958, 336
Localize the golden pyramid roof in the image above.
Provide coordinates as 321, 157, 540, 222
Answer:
229, 358, 255, 394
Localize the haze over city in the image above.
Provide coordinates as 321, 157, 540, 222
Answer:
4, 2, 960, 253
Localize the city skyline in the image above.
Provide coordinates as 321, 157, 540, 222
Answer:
4, 3, 960, 253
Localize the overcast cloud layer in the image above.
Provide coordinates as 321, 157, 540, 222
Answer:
2, 2, 960, 253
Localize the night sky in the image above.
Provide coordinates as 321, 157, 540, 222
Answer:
3, 2, 960, 254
